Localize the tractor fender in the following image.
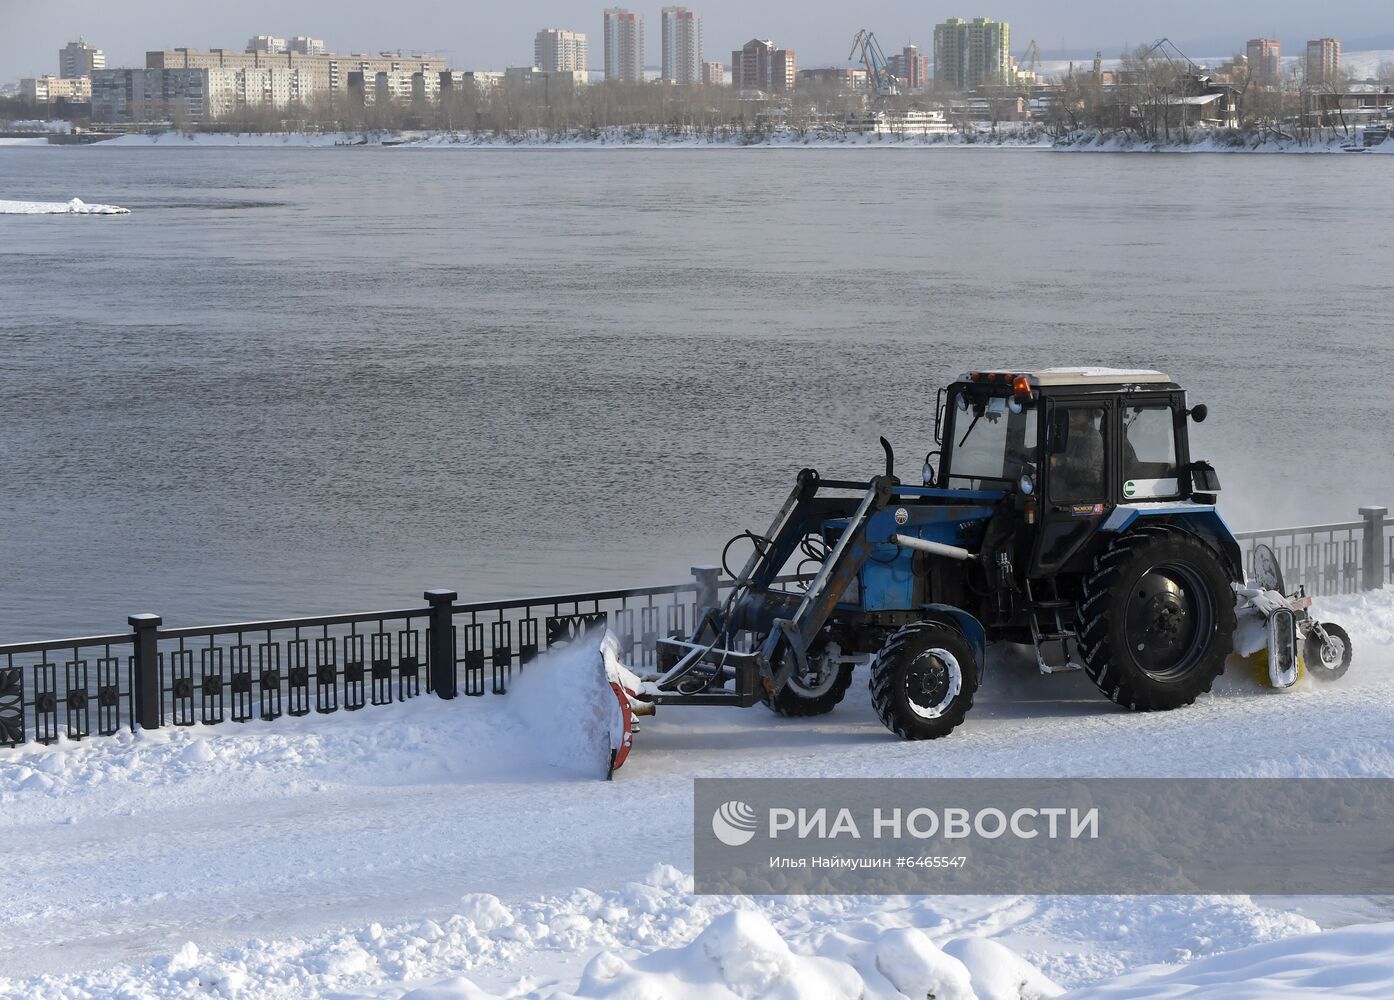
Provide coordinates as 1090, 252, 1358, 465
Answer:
1100, 504, 1244, 583
918, 604, 987, 683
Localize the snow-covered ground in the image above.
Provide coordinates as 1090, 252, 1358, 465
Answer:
0, 197, 129, 215
2, 589, 1392, 998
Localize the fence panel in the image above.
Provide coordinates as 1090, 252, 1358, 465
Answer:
1233, 521, 1367, 596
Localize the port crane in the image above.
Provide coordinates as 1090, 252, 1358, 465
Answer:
850, 29, 900, 98
1017, 39, 1040, 78
1143, 37, 1202, 76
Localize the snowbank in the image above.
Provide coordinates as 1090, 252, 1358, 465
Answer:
1, 865, 1064, 1000
1065, 920, 1394, 998
0, 197, 129, 215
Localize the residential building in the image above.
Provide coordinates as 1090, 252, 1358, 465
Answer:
933, 17, 1011, 91
503, 66, 586, 93
888, 44, 929, 91
290, 37, 326, 56
59, 38, 104, 79
730, 38, 796, 93
147, 48, 446, 99
441, 70, 504, 97
1246, 38, 1281, 89
604, 8, 645, 82
534, 28, 589, 74
797, 67, 867, 91
661, 6, 702, 85
20, 75, 92, 103
247, 35, 288, 55
701, 61, 725, 86
349, 70, 439, 106
92, 67, 223, 123
1306, 38, 1341, 88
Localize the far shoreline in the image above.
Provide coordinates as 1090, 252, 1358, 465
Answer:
3, 126, 1389, 155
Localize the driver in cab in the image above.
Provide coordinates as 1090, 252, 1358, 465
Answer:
1050, 409, 1105, 500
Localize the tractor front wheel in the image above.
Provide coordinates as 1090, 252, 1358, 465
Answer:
763, 644, 854, 717
869, 622, 978, 740
1077, 527, 1235, 710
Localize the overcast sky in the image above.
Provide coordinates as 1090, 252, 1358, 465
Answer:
4, 0, 1392, 80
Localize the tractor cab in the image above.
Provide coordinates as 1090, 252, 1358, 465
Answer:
933, 368, 1219, 581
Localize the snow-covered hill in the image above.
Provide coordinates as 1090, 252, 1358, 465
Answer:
2, 589, 1392, 998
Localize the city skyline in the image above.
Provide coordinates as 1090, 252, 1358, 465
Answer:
5, 0, 1393, 80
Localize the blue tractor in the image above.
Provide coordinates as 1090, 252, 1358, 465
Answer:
634, 368, 1250, 740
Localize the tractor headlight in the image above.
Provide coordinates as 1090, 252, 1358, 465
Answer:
1019, 472, 1035, 496
1008, 397, 1024, 414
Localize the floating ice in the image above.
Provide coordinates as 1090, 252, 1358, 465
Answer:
0, 197, 130, 215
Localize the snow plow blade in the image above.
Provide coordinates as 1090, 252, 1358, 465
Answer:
602, 632, 651, 779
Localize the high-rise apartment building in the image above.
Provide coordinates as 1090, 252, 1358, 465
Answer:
661, 7, 702, 85
730, 38, 795, 92
247, 35, 288, 55
58, 38, 104, 79
1306, 37, 1341, 87
888, 44, 929, 91
535, 28, 589, 74
701, 61, 725, 86
290, 37, 326, 56
933, 17, 1010, 90
1246, 38, 1281, 89
603, 8, 645, 82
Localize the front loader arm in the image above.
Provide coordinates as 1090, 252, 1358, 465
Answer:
756, 475, 895, 693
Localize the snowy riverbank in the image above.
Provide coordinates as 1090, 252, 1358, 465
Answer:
67, 125, 1392, 153
3, 589, 1394, 997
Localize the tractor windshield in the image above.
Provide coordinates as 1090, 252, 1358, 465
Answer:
946, 394, 1038, 489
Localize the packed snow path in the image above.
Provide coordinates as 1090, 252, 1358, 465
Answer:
2, 591, 1392, 997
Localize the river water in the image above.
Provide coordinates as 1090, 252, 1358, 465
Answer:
1, 146, 1390, 638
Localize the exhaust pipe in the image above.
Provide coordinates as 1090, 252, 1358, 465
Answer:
891, 533, 974, 561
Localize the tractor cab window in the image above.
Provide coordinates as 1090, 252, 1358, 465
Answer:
1048, 406, 1107, 502
946, 395, 1037, 490
1122, 404, 1181, 500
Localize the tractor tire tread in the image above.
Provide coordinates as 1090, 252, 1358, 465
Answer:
1075, 524, 1235, 712
762, 664, 855, 717
869, 622, 977, 740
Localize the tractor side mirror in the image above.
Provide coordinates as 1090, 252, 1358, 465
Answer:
922, 450, 940, 487
1188, 404, 1208, 423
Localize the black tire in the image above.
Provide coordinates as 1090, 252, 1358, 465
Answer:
869, 622, 978, 740
1076, 526, 1235, 711
762, 659, 854, 717
1304, 623, 1351, 681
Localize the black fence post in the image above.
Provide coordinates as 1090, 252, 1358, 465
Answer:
128, 613, 162, 731
424, 589, 457, 699
1359, 506, 1389, 591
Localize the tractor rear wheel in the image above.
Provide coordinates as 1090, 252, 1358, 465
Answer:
1076, 527, 1235, 710
869, 622, 978, 740
763, 645, 854, 717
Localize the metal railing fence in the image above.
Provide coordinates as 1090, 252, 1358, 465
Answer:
1, 506, 1388, 749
